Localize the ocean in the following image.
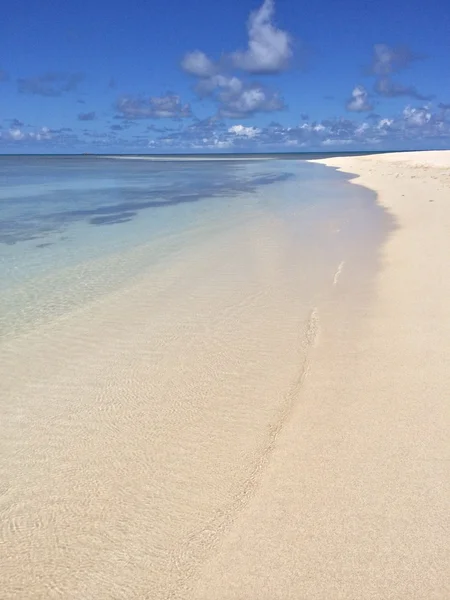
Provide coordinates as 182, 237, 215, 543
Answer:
1, 154, 378, 338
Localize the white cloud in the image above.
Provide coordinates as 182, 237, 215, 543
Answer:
228, 124, 261, 137
146, 100, 449, 149
195, 73, 284, 118
196, 74, 244, 97
143, 104, 450, 150
8, 128, 25, 140
231, 0, 293, 74
33, 126, 52, 141
377, 118, 394, 130
403, 105, 431, 126
181, 51, 217, 77
2, 126, 52, 142
219, 84, 284, 118
346, 85, 372, 112
179, 1, 290, 118
355, 122, 370, 135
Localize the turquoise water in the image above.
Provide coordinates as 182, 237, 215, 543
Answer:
0, 155, 380, 338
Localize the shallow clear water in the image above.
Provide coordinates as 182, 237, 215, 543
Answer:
0, 155, 394, 599
0, 155, 373, 339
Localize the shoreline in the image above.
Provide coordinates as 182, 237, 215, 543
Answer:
186, 151, 450, 598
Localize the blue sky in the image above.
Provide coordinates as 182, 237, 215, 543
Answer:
1, 0, 450, 153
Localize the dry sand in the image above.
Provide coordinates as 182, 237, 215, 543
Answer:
1, 151, 449, 599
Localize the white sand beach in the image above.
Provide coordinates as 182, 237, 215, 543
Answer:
1, 151, 449, 599
187, 151, 450, 599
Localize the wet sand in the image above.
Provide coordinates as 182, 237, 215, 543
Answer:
187, 151, 450, 599
1, 152, 449, 599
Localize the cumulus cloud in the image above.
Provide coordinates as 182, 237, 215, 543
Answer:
231, 0, 293, 74
228, 124, 261, 137
8, 128, 25, 141
78, 111, 96, 121
116, 94, 192, 119
376, 118, 394, 131
218, 82, 284, 118
196, 74, 244, 98
181, 0, 294, 79
346, 85, 373, 112
181, 51, 217, 77
194, 73, 284, 118
18, 72, 84, 96
0, 125, 97, 149
402, 105, 431, 126
2, 126, 52, 141
179, 1, 290, 119
231, 87, 282, 117
6, 104, 445, 152
144, 103, 450, 151
32, 126, 52, 140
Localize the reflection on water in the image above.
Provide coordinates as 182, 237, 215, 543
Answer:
0, 155, 378, 340
0, 157, 333, 338
0, 156, 292, 245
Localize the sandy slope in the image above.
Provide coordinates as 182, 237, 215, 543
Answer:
187, 152, 450, 599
